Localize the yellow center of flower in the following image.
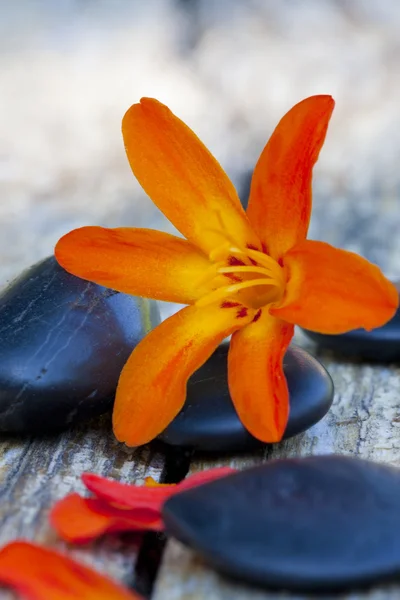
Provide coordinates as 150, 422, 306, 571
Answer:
196, 242, 286, 311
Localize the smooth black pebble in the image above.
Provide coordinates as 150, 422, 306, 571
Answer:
164, 455, 400, 591
302, 284, 400, 362
159, 343, 333, 452
0, 256, 160, 432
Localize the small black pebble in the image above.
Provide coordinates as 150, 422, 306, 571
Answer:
159, 343, 333, 452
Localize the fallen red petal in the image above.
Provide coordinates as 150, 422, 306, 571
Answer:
50, 494, 163, 544
82, 467, 235, 512
52, 467, 235, 544
177, 467, 236, 490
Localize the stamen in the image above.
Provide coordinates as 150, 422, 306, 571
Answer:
200, 226, 286, 310
217, 265, 276, 278
195, 260, 246, 289
226, 278, 282, 292
210, 244, 254, 266
230, 247, 276, 270
229, 247, 285, 284
196, 279, 281, 308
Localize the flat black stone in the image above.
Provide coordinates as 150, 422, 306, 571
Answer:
0, 256, 160, 433
164, 455, 400, 591
159, 344, 333, 452
302, 285, 400, 362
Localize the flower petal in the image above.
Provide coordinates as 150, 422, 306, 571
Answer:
55, 226, 211, 304
228, 310, 294, 442
51, 468, 236, 544
50, 494, 162, 543
113, 304, 254, 446
122, 98, 259, 254
0, 541, 140, 599
176, 467, 236, 489
271, 240, 399, 333
247, 95, 335, 259
82, 467, 235, 511
82, 475, 173, 512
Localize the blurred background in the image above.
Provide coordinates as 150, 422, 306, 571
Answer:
1, 0, 400, 289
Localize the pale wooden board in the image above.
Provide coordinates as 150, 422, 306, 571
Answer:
0, 416, 165, 598
153, 340, 400, 599
154, 541, 399, 600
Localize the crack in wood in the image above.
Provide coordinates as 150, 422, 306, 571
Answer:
134, 445, 194, 598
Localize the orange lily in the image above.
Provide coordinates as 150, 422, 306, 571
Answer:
0, 541, 141, 599
55, 96, 398, 445
51, 467, 235, 543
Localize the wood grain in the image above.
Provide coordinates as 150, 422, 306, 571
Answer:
153, 540, 400, 600
0, 416, 165, 598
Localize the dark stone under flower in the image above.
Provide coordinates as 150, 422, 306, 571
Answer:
159, 343, 334, 452
0, 256, 160, 433
163, 455, 400, 591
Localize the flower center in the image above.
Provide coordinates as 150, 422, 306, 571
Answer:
196, 242, 286, 310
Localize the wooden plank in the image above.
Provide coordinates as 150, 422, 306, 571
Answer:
153, 341, 400, 599
0, 415, 165, 598
154, 540, 399, 600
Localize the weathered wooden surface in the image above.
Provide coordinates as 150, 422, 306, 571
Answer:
154, 539, 400, 600
0, 417, 165, 598
153, 339, 400, 599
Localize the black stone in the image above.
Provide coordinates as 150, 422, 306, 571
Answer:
238, 169, 252, 209
0, 256, 160, 432
159, 344, 333, 452
302, 289, 400, 362
163, 455, 400, 591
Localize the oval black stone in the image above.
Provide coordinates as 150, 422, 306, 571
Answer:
163, 455, 400, 591
0, 256, 160, 433
159, 344, 333, 452
302, 299, 400, 362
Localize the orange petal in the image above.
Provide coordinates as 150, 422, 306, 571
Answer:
228, 310, 294, 442
177, 467, 236, 490
55, 226, 211, 304
0, 541, 140, 600
50, 494, 115, 543
113, 303, 254, 446
82, 467, 236, 510
51, 468, 236, 544
271, 240, 399, 333
82, 474, 173, 512
122, 98, 260, 255
50, 494, 162, 543
247, 95, 335, 259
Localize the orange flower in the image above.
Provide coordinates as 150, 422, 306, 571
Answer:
0, 541, 141, 599
55, 96, 398, 445
51, 467, 235, 543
